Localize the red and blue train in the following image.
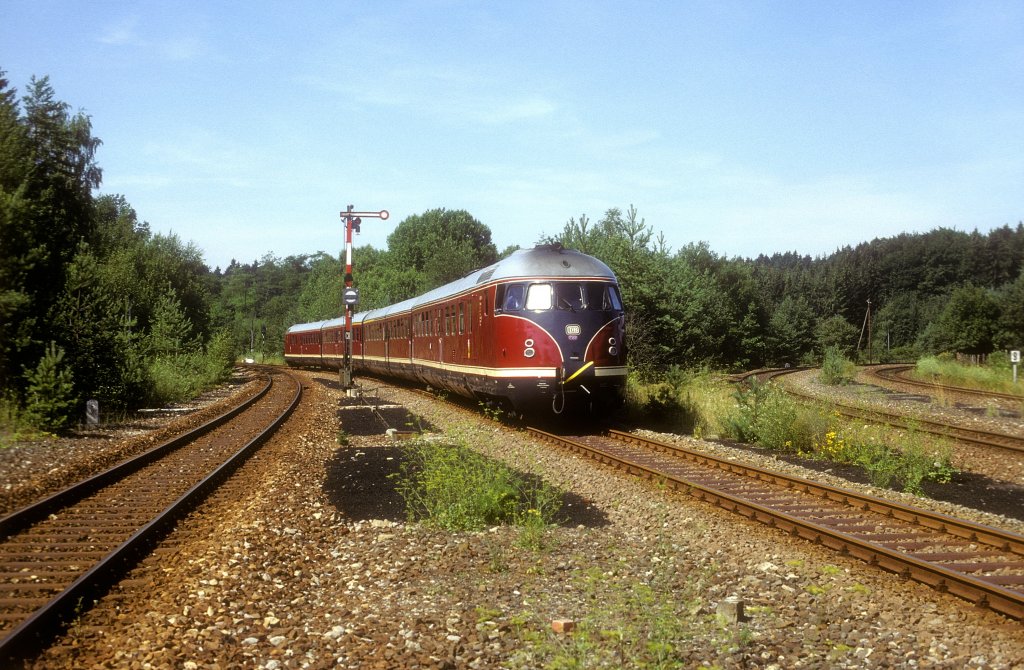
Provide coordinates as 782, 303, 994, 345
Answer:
283, 243, 627, 416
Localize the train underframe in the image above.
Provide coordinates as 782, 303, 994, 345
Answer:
287, 353, 624, 418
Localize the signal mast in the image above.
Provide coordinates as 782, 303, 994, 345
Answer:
339, 205, 389, 388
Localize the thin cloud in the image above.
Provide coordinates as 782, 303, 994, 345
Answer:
302, 62, 558, 127
470, 97, 557, 125
96, 14, 205, 61
98, 16, 141, 45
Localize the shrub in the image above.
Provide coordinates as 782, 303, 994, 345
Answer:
625, 369, 735, 437
203, 330, 237, 385
145, 332, 237, 406
803, 419, 957, 495
819, 346, 856, 385
724, 381, 829, 454
23, 342, 77, 431
724, 380, 958, 496
624, 374, 682, 428
147, 354, 202, 405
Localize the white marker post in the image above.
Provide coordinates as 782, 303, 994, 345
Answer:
1012, 350, 1020, 384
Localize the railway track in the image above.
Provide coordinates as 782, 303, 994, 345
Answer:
791, 389, 1024, 455
753, 367, 1024, 456
527, 427, 1024, 621
868, 364, 1024, 405
0, 369, 301, 663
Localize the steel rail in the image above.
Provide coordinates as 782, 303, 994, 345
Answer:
783, 385, 1024, 455
526, 427, 1024, 621
0, 375, 273, 538
869, 364, 1024, 404
0, 371, 302, 663
752, 366, 1024, 455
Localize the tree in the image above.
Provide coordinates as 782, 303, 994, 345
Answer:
23, 341, 75, 431
924, 285, 1001, 357
0, 74, 102, 392
994, 269, 1024, 350
815, 315, 859, 359
295, 252, 343, 321
149, 282, 195, 357
766, 296, 816, 365
50, 244, 148, 408
385, 209, 498, 297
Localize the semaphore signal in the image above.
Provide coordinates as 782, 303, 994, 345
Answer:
339, 205, 389, 388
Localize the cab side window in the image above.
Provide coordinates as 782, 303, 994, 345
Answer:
502, 284, 525, 311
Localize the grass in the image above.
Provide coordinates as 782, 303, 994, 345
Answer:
913, 354, 1023, 396
237, 352, 285, 365
0, 393, 53, 448
627, 369, 958, 496
389, 436, 564, 538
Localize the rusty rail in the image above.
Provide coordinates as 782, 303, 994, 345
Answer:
527, 427, 1024, 621
0, 370, 302, 663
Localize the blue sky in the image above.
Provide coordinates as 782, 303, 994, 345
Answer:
3, 1, 1022, 270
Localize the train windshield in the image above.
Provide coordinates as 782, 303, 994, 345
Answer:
502, 284, 526, 311
500, 282, 622, 312
551, 282, 623, 311
527, 282, 624, 311
525, 283, 553, 310
585, 282, 623, 311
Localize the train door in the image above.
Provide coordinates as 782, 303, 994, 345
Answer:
407, 315, 414, 369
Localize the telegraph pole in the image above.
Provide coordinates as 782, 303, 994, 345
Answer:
339, 205, 389, 388
866, 299, 872, 364
857, 298, 872, 364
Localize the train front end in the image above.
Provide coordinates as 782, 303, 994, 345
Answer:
491, 245, 628, 416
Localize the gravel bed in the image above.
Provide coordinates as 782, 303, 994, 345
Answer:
0, 370, 263, 516
18, 368, 1023, 669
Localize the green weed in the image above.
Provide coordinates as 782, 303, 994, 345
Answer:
724, 381, 823, 453
803, 418, 957, 495
819, 346, 856, 385
915, 354, 1022, 396
390, 437, 564, 535
625, 368, 735, 437
508, 556, 743, 669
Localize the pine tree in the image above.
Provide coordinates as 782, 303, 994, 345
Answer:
24, 341, 75, 431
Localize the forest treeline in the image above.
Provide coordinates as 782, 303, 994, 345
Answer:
2, 73, 1022, 430
1, 73, 233, 430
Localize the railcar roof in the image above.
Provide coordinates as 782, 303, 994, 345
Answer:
286, 244, 616, 332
